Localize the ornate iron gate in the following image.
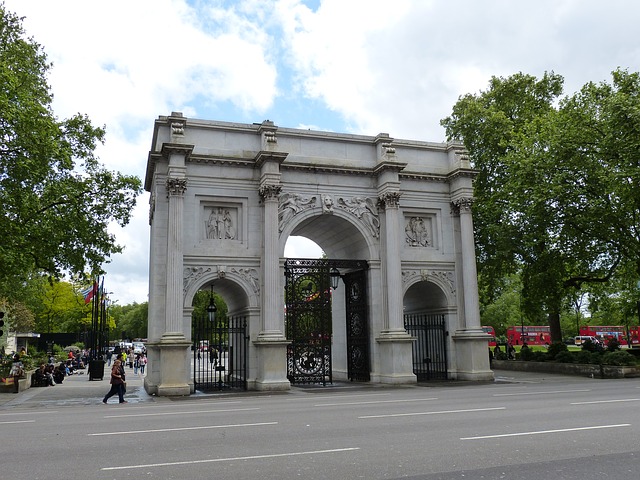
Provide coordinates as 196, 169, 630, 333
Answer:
285, 258, 369, 385
404, 313, 448, 381
344, 270, 370, 381
193, 315, 249, 391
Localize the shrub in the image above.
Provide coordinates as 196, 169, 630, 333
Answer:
582, 339, 604, 353
605, 338, 621, 352
555, 351, 574, 363
531, 351, 549, 362
574, 351, 593, 364
546, 342, 568, 359
602, 351, 637, 366
519, 346, 535, 361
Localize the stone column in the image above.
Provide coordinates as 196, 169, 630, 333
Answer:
453, 198, 482, 332
378, 192, 405, 334
450, 197, 493, 381
253, 121, 290, 390
258, 183, 284, 338
155, 138, 193, 396
165, 175, 187, 335
373, 139, 415, 384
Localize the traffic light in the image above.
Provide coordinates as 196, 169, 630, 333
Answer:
0, 311, 4, 336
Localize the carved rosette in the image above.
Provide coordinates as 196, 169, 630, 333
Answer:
259, 184, 282, 202
166, 177, 187, 197
451, 197, 473, 215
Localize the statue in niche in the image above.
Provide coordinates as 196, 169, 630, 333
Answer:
206, 207, 236, 240
338, 196, 380, 238
278, 193, 316, 230
405, 216, 430, 247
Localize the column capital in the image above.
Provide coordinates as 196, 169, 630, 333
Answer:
379, 191, 402, 209
166, 177, 187, 197
451, 197, 473, 214
259, 184, 282, 201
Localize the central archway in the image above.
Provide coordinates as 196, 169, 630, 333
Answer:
284, 258, 369, 385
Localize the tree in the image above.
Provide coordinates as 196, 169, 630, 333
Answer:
441, 69, 640, 343
0, 5, 142, 295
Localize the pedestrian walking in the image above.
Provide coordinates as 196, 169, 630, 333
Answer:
102, 356, 127, 404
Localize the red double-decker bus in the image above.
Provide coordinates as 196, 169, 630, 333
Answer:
579, 326, 640, 346
507, 325, 550, 346
482, 326, 497, 346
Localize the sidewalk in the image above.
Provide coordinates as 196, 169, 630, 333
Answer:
0, 364, 154, 409
0, 367, 583, 410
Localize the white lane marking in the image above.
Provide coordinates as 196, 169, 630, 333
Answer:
461, 424, 630, 440
0, 411, 58, 416
101, 447, 360, 471
104, 407, 259, 418
315, 398, 437, 407
571, 398, 640, 405
287, 393, 392, 401
0, 420, 36, 425
493, 389, 590, 397
88, 421, 277, 436
359, 407, 505, 419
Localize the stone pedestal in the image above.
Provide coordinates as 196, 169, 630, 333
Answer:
253, 338, 291, 391
452, 330, 494, 381
155, 334, 192, 396
374, 333, 417, 384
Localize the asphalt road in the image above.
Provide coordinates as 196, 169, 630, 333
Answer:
1, 370, 639, 479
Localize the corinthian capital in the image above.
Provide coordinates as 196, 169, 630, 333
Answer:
259, 184, 282, 201
451, 197, 473, 214
166, 177, 187, 197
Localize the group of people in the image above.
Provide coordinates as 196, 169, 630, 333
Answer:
107, 345, 147, 375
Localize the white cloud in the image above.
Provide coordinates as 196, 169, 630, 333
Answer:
5, 0, 640, 305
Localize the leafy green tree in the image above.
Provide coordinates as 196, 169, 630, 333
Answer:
442, 69, 640, 343
31, 278, 89, 333
0, 5, 142, 296
117, 302, 149, 340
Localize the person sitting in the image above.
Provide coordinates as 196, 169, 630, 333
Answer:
53, 363, 65, 384
34, 364, 54, 386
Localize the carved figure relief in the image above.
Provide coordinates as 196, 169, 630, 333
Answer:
278, 192, 317, 231
206, 207, 236, 240
405, 216, 431, 247
337, 196, 380, 238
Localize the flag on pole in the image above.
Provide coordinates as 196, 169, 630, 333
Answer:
81, 281, 98, 304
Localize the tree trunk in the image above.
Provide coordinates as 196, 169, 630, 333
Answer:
548, 312, 562, 343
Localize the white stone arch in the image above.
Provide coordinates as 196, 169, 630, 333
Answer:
401, 269, 457, 311
183, 265, 260, 313
279, 206, 378, 260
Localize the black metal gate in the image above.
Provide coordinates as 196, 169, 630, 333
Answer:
193, 315, 249, 391
404, 313, 448, 381
344, 270, 370, 381
285, 258, 369, 385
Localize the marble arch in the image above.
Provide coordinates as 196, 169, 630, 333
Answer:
143, 113, 493, 396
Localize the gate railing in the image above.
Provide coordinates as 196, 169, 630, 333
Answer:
404, 313, 448, 381
193, 316, 248, 391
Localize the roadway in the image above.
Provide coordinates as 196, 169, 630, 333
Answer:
1, 369, 639, 479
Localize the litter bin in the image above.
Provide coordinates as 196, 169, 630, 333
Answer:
88, 359, 105, 381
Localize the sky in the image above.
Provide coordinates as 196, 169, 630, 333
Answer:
5, 0, 640, 305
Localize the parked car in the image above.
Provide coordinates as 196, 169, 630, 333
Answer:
133, 342, 145, 354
